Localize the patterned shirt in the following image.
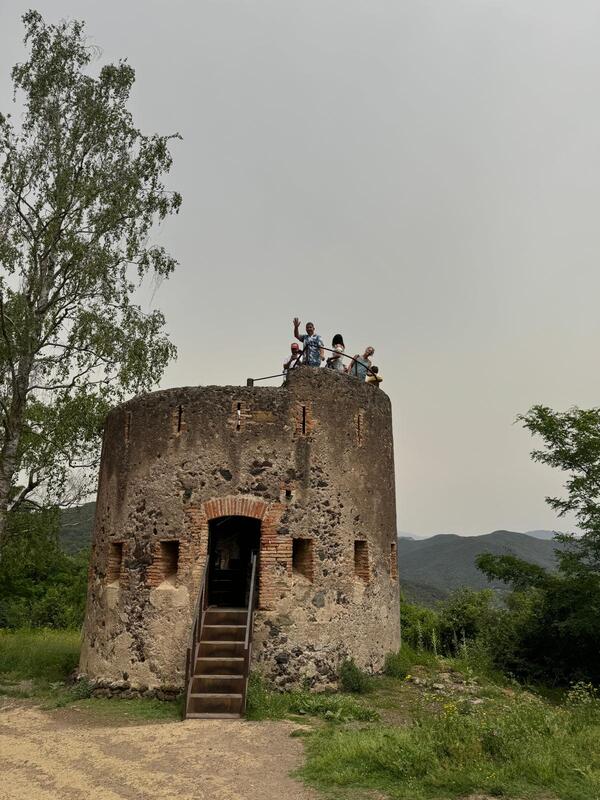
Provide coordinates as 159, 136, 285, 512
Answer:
299, 333, 324, 366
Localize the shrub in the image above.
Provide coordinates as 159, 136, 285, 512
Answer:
436, 588, 499, 655
339, 658, 373, 694
384, 644, 438, 679
0, 509, 88, 630
400, 601, 440, 651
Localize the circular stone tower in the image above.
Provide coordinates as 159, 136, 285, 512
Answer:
80, 367, 400, 695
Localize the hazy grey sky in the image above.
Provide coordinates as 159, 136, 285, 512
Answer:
2, 1, 599, 536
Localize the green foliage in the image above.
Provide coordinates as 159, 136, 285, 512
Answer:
0, 10, 181, 538
457, 404, 600, 685
401, 590, 501, 662
477, 552, 600, 684
299, 694, 600, 799
384, 644, 438, 679
400, 599, 440, 650
339, 658, 373, 694
436, 587, 498, 654
0, 628, 79, 681
58, 501, 95, 554
518, 405, 600, 570
245, 673, 377, 722
0, 507, 87, 628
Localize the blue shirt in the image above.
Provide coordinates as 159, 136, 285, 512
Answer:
350, 357, 370, 381
299, 333, 324, 366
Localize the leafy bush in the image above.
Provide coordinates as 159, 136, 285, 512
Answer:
0, 508, 88, 629
384, 644, 437, 679
400, 601, 440, 651
478, 554, 600, 684
288, 692, 377, 721
436, 588, 498, 654
339, 658, 373, 694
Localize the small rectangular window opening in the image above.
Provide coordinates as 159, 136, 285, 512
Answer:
160, 540, 179, 583
285, 488, 293, 500
124, 411, 132, 443
236, 402, 242, 431
292, 538, 314, 581
356, 411, 363, 446
301, 405, 306, 435
390, 541, 398, 580
108, 542, 123, 584
177, 404, 183, 433
354, 540, 369, 582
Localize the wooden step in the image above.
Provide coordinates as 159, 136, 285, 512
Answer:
186, 712, 241, 719
191, 675, 244, 694
187, 692, 243, 715
202, 624, 246, 642
204, 609, 247, 626
197, 640, 244, 658
194, 656, 244, 675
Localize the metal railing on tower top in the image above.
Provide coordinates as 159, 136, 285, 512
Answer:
246, 345, 378, 386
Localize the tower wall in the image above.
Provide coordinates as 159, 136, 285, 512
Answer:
80, 367, 400, 692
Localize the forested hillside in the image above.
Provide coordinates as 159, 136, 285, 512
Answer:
398, 530, 560, 604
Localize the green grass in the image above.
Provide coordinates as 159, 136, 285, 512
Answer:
63, 696, 184, 722
0, 628, 181, 723
0, 628, 80, 682
299, 695, 600, 800
246, 673, 377, 722
293, 649, 600, 800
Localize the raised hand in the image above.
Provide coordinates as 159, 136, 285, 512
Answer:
293, 317, 300, 327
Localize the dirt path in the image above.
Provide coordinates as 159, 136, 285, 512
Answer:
0, 701, 317, 800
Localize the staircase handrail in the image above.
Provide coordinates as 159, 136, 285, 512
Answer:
184, 556, 209, 712
247, 345, 378, 386
241, 551, 259, 712
244, 552, 258, 649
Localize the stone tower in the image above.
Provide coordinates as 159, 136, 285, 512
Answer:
80, 367, 400, 704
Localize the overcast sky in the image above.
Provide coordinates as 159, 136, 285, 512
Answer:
2, 1, 598, 536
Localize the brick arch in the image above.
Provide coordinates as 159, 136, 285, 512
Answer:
202, 496, 268, 522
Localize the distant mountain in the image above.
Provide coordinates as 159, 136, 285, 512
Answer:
398, 530, 561, 606
59, 502, 95, 554
525, 530, 561, 540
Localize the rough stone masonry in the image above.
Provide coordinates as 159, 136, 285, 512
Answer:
79, 367, 400, 696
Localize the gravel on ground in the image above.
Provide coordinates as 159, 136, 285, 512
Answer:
0, 701, 317, 800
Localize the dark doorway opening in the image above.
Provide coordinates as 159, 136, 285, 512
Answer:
207, 516, 260, 607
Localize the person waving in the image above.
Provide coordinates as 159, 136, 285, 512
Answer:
293, 317, 325, 367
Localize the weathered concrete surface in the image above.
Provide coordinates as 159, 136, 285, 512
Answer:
80, 367, 400, 691
0, 703, 316, 800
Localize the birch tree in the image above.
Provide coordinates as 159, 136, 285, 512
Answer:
0, 11, 181, 551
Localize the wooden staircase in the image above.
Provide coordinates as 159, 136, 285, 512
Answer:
184, 554, 258, 719
186, 608, 247, 717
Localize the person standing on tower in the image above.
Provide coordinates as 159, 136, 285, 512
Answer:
293, 317, 325, 367
348, 346, 375, 381
326, 333, 346, 372
283, 342, 303, 375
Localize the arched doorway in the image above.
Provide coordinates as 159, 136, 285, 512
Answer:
207, 515, 260, 607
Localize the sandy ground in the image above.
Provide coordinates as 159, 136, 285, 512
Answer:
0, 701, 317, 800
